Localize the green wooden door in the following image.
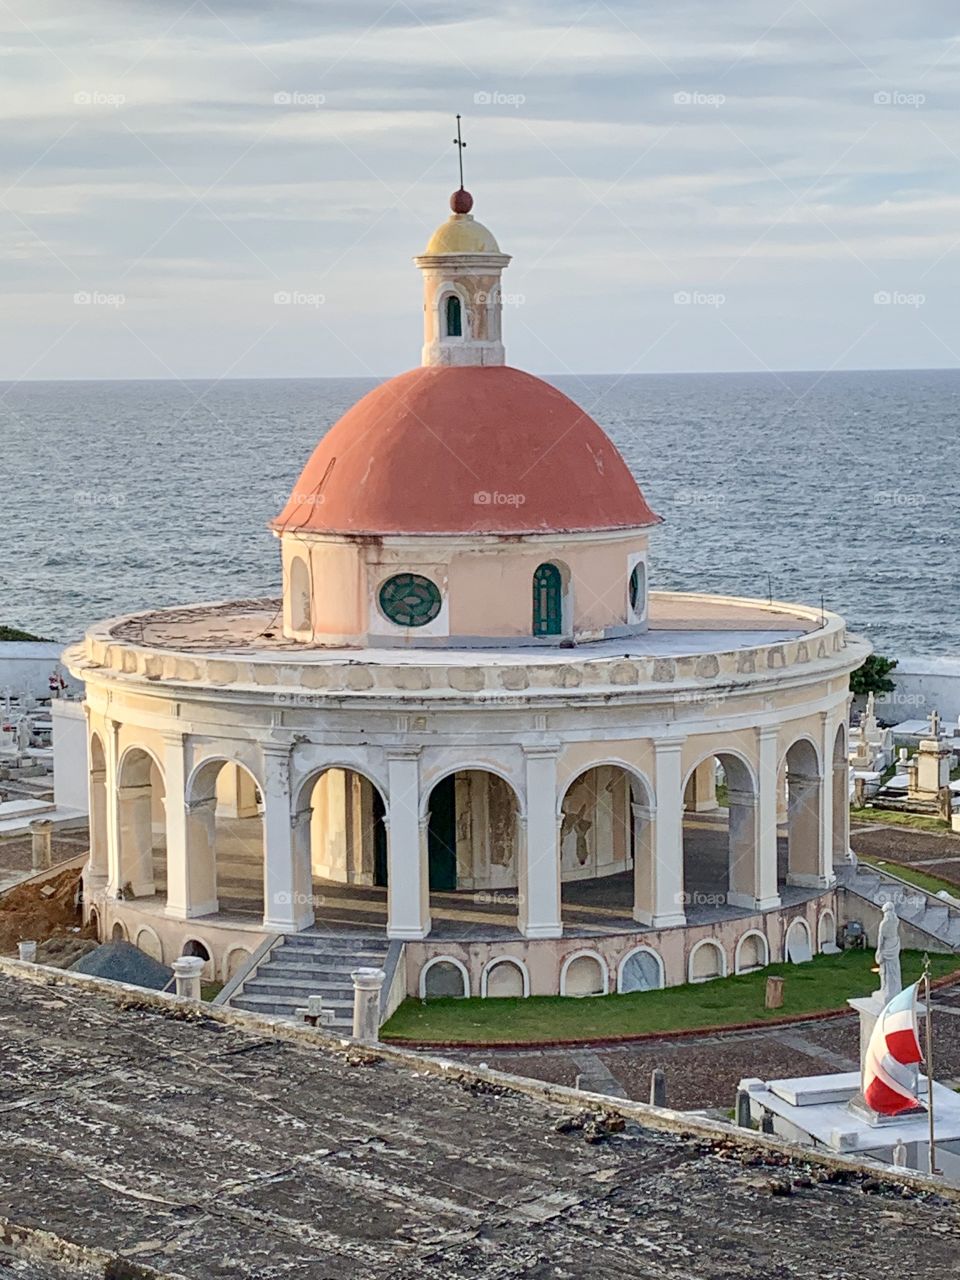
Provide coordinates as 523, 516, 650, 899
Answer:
533, 562, 563, 636
428, 774, 457, 891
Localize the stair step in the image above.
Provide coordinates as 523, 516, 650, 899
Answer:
243, 978, 353, 1000
281, 934, 387, 951
247, 963, 366, 983
270, 949, 387, 968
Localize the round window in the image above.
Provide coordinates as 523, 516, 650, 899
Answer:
628, 562, 646, 614
379, 573, 442, 627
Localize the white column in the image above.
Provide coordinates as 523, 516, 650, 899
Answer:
520, 747, 562, 939
104, 719, 122, 898
386, 749, 430, 939
651, 739, 686, 927
261, 744, 309, 932
162, 733, 187, 916
755, 726, 782, 910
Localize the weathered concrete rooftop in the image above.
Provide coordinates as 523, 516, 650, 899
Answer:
104, 591, 818, 658
1, 967, 959, 1279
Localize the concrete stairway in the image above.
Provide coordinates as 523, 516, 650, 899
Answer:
839, 862, 960, 952
227, 931, 390, 1033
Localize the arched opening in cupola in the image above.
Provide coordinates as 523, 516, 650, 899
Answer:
444, 294, 463, 338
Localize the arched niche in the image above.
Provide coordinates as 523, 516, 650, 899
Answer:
688, 939, 726, 983
419, 956, 470, 999
734, 930, 769, 974
560, 950, 608, 997
617, 946, 665, 993
481, 957, 529, 998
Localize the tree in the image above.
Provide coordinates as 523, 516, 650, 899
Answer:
850, 654, 898, 697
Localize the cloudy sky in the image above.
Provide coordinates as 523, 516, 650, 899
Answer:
3, 0, 960, 379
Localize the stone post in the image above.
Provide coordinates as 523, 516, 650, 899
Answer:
649, 1068, 667, 1107
351, 967, 386, 1044
520, 746, 562, 939
386, 749, 430, 939
172, 955, 204, 1000
29, 819, 53, 871
735, 1089, 752, 1128
18, 940, 37, 963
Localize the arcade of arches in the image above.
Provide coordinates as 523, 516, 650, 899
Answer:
85, 729, 847, 943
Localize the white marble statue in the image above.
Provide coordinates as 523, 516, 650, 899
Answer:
875, 902, 902, 1005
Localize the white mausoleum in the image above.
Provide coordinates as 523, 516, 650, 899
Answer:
66, 186, 869, 1002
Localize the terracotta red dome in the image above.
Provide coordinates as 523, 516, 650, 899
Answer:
273, 365, 660, 537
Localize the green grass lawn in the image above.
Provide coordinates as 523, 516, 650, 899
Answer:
851, 806, 949, 834
381, 950, 959, 1046
859, 855, 960, 899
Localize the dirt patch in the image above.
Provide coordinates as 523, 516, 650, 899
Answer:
0, 866, 94, 956
852, 824, 960, 864
0, 827, 89, 880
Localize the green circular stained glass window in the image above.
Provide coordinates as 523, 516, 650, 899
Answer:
379, 573, 442, 627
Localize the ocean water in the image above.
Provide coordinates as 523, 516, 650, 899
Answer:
2, 369, 959, 657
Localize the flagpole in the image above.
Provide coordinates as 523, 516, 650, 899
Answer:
923, 954, 938, 1176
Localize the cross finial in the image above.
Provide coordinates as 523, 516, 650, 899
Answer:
452, 114, 466, 190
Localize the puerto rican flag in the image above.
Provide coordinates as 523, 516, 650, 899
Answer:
863, 981, 924, 1116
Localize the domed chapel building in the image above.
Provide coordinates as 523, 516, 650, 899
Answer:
66, 183, 869, 1006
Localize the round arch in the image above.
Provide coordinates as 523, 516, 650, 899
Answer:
437, 283, 469, 341
785, 917, 813, 963
116, 745, 168, 903
818, 907, 838, 953
777, 732, 823, 777
223, 945, 253, 982
117, 742, 166, 790
688, 938, 727, 983
134, 925, 163, 964
734, 930, 769, 974
480, 955, 530, 998
782, 738, 824, 888
556, 759, 654, 819
183, 756, 265, 922
297, 764, 389, 894
293, 761, 389, 816
681, 749, 758, 916
681, 748, 758, 799
616, 946, 665, 993
560, 949, 609, 997
421, 767, 522, 902
418, 763, 525, 820
419, 955, 470, 999
185, 754, 264, 805
289, 555, 312, 633
558, 761, 655, 924
181, 936, 214, 980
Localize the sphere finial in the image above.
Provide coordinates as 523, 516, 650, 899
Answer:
450, 188, 473, 214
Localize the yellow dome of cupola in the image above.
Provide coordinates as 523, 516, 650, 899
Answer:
424, 208, 502, 255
